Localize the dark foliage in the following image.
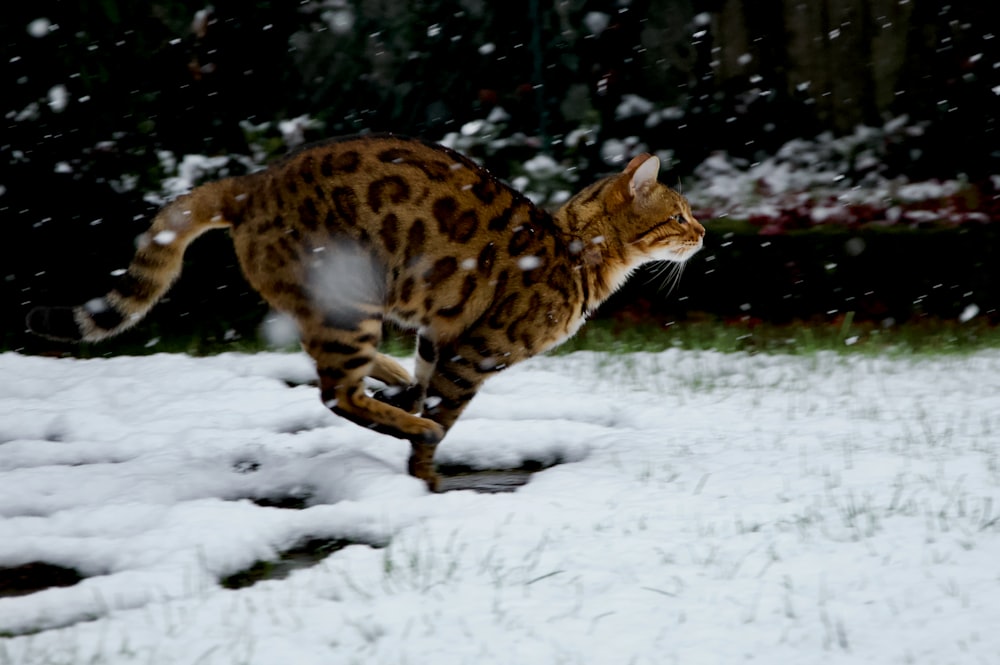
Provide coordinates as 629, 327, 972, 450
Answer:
2, 1, 997, 353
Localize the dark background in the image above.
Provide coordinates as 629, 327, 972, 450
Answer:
2, 1, 998, 353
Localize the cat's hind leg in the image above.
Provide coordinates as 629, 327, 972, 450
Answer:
371, 331, 434, 415
368, 353, 412, 387
301, 320, 444, 449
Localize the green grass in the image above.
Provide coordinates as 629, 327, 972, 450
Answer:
552, 315, 1000, 356
373, 315, 1000, 358
28, 314, 1000, 360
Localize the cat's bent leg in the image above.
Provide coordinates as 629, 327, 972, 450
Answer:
368, 353, 413, 387
370, 346, 422, 414
302, 322, 444, 448
372, 330, 432, 414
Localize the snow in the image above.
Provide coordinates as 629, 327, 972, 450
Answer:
1, 348, 999, 663
152, 230, 177, 246
608, 137, 653, 168
47, 85, 69, 113
584, 12, 610, 36
678, 117, 996, 227
517, 255, 543, 270
157, 154, 233, 200
616, 94, 655, 120
959, 303, 980, 323
277, 115, 322, 148
27, 18, 52, 38
319, 6, 355, 36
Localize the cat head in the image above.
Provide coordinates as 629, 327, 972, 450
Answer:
618, 153, 705, 263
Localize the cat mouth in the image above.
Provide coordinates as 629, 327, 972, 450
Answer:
651, 241, 702, 263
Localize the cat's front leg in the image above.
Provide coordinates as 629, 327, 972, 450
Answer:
408, 337, 498, 490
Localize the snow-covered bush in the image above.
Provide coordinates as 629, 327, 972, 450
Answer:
684, 117, 994, 232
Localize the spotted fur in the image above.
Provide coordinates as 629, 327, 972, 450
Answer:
28, 134, 705, 490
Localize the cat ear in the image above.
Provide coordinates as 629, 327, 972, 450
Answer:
626, 154, 660, 200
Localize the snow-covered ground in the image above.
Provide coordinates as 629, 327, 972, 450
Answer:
1, 348, 999, 664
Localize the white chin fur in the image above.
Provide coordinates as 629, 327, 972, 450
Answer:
651, 243, 700, 263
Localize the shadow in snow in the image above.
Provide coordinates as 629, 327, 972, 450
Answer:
251, 493, 312, 510
437, 459, 556, 494
0, 562, 85, 599
218, 461, 561, 589
220, 538, 382, 590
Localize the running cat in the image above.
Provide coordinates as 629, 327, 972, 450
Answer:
28, 134, 705, 490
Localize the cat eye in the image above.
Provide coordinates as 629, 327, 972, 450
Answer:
668, 215, 686, 224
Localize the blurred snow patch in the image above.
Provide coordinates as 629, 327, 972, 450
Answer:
461, 119, 488, 136
306, 242, 382, 328
584, 12, 610, 35
320, 5, 355, 35
157, 150, 177, 174
278, 115, 322, 148
844, 237, 866, 256
159, 154, 232, 199
550, 190, 571, 205
153, 230, 177, 246
27, 18, 51, 37
645, 106, 685, 128
261, 311, 300, 348
565, 126, 597, 148
15, 102, 40, 122
487, 106, 510, 123
84, 298, 108, 314
615, 94, 654, 120
897, 180, 962, 202
601, 136, 647, 166
47, 85, 69, 112
601, 139, 629, 166
523, 154, 560, 178
517, 256, 543, 271
959, 303, 979, 323
811, 205, 845, 223
110, 173, 138, 193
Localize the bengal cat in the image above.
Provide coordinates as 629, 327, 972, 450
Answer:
27, 134, 705, 490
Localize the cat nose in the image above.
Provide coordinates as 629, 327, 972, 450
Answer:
692, 219, 705, 237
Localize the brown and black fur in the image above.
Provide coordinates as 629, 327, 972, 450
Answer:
28, 134, 705, 490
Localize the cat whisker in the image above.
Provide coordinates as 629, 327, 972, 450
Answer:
653, 261, 686, 297
641, 262, 668, 286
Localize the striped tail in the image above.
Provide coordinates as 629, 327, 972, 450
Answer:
27, 181, 236, 343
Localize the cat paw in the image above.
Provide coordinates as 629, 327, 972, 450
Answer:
408, 457, 440, 492
408, 440, 441, 492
